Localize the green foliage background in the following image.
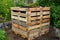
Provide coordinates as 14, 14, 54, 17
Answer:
0, 0, 60, 28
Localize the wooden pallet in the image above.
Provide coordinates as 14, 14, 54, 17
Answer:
11, 7, 50, 39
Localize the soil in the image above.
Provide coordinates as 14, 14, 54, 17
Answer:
5, 27, 60, 40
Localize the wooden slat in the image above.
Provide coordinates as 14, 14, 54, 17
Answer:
29, 8, 37, 11
18, 25, 27, 32
42, 7, 50, 11
43, 15, 50, 19
28, 25, 40, 31
42, 22, 50, 27
19, 8, 27, 11
30, 17, 41, 20
42, 19, 50, 22
11, 7, 20, 10
11, 16, 18, 19
12, 23, 19, 28
43, 11, 50, 15
19, 17, 27, 22
29, 21, 40, 26
19, 13, 27, 17
11, 12, 19, 15
30, 13, 36, 16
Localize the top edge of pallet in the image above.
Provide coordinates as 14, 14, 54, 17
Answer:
11, 7, 50, 11
42, 7, 50, 11
11, 7, 20, 10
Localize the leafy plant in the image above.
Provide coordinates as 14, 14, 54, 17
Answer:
0, 30, 5, 40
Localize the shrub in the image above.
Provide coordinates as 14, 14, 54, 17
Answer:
0, 30, 5, 40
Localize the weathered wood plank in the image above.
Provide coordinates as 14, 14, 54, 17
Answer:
19, 8, 28, 11
11, 7, 20, 10
19, 17, 27, 22
42, 7, 50, 11
42, 22, 50, 27
28, 25, 40, 31
12, 23, 19, 28
43, 15, 50, 19
43, 11, 50, 15
42, 19, 50, 22
18, 25, 27, 32
11, 16, 18, 19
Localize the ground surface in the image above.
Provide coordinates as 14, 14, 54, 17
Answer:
5, 27, 60, 40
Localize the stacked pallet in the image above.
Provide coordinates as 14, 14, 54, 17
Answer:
11, 7, 50, 40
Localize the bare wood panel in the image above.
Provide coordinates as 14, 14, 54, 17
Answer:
43, 15, 50, 19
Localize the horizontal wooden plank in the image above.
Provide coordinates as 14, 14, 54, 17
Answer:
18, 25, 27, 32
11, 7, 20, 10
11, 11, 19, 15
19, 13, 27, 17
37, 7, 42, 11
19, 21, 28, 27
42, 19, 50, 23
41, 25, 49, 30
29, 16, 40, 20
19, 17, 27, 22
11, 16, 18, 19
42, 22, 50, 27
19, 8, 27, 11
29, 8, 37, 11
43, 15, 50, 19
29, 21, 40, 26
12, 23, 19, 28
30, 13, 36, 16
43, 11, 50, 15
28, 25, 40, 31
42, 7, 50, 11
